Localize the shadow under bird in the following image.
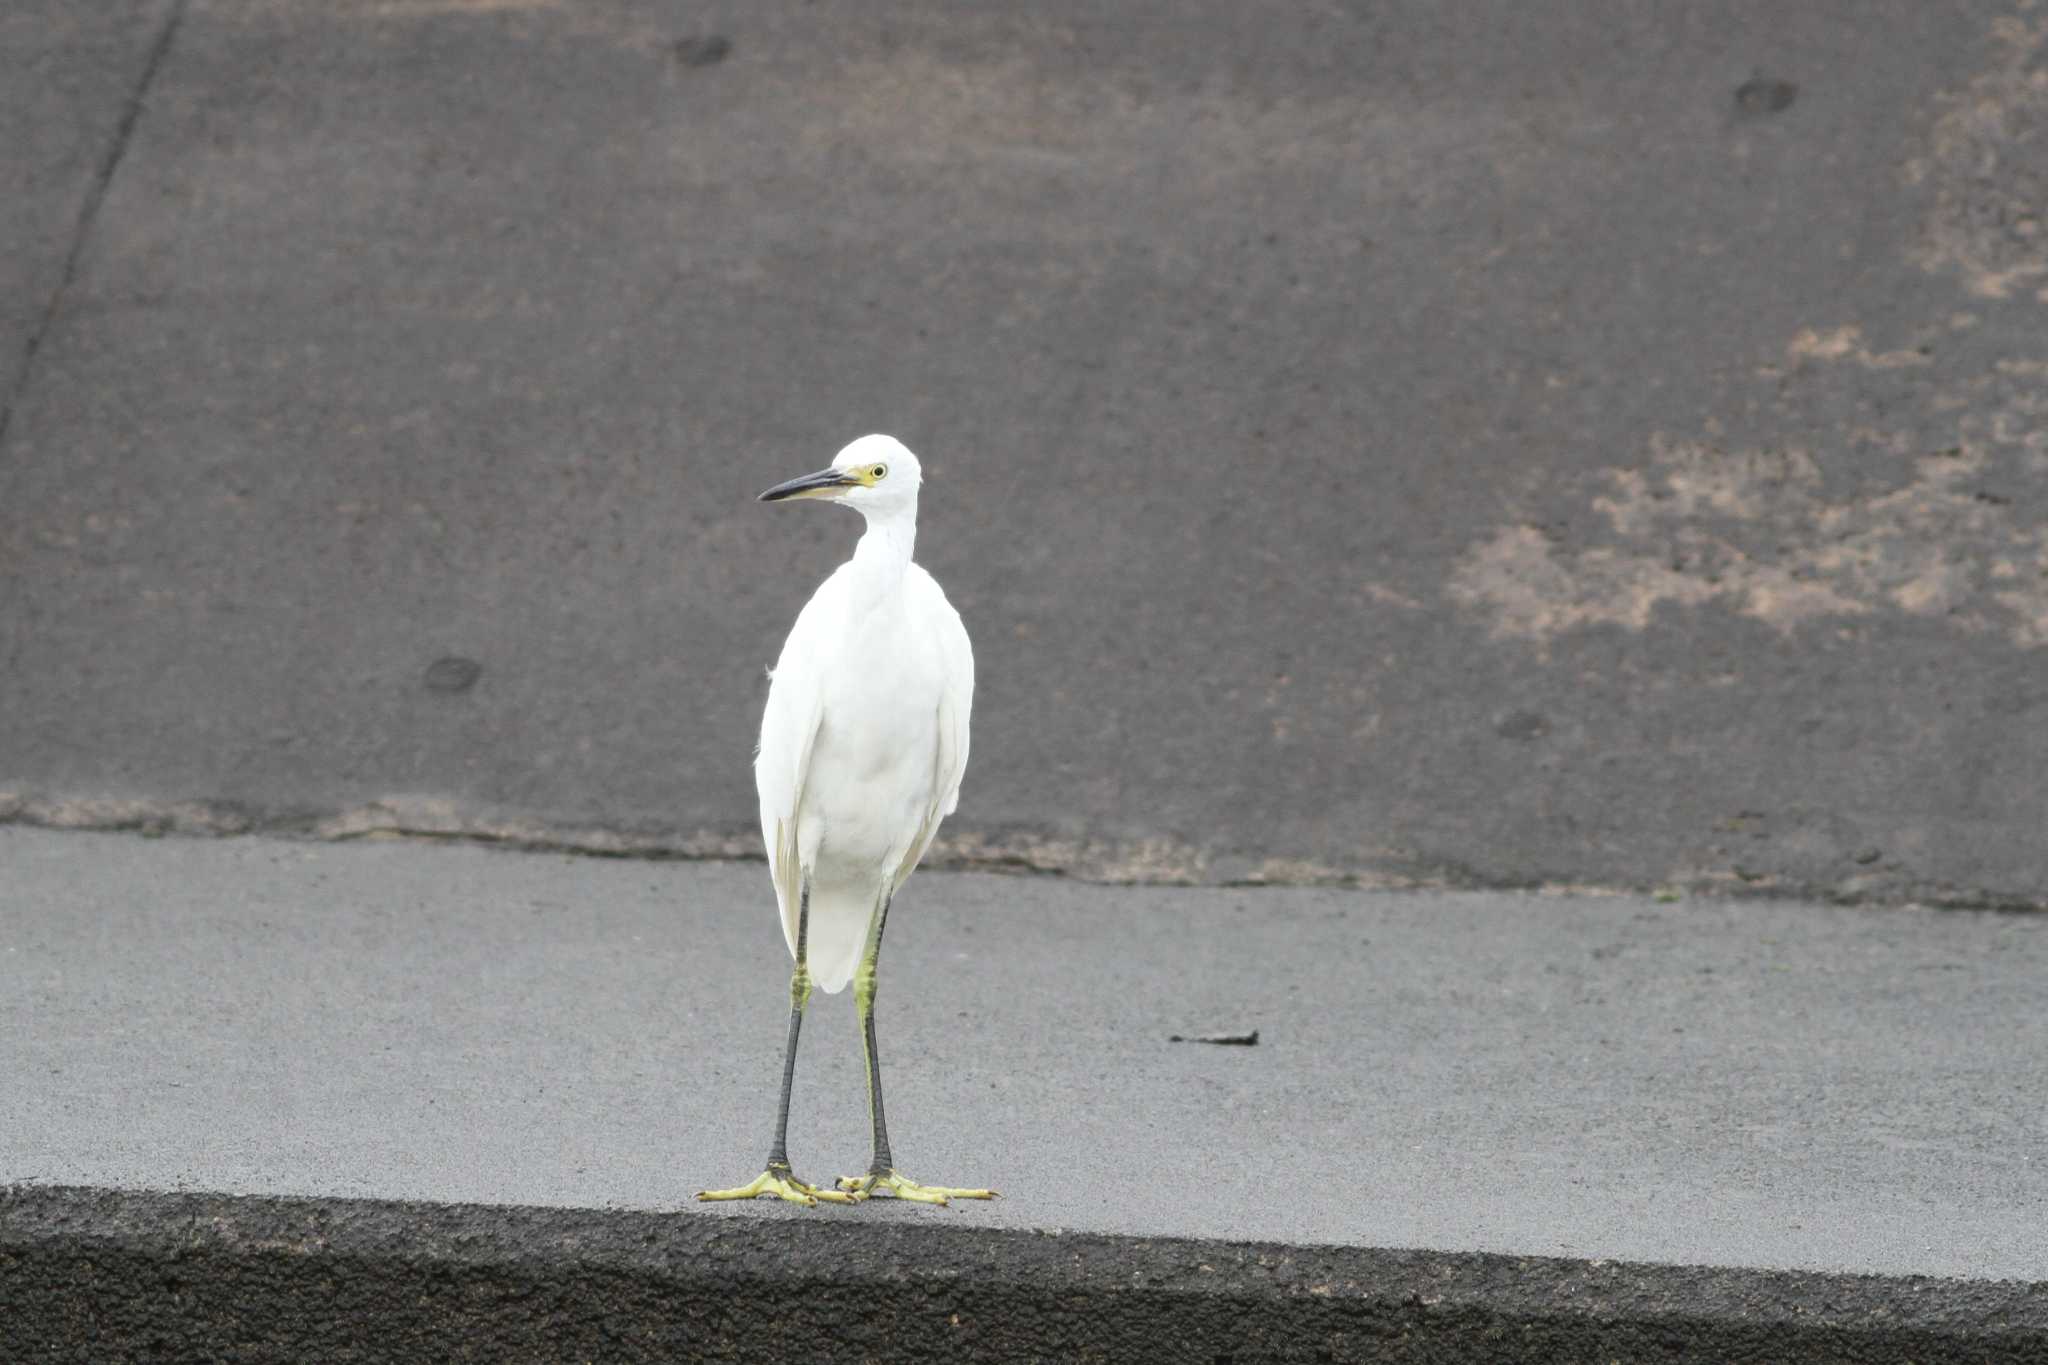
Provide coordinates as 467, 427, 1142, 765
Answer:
698, 434, 995, 1207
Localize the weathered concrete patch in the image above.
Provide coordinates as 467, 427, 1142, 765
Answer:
1451, 428, 2048, 647
1451, 5, 2048, 659
1908, 9, 2048, 301
1785, 325, 1935, 369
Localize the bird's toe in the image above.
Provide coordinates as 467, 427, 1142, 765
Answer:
697, 1168, 854, 1207
839, 1169, 996, 1205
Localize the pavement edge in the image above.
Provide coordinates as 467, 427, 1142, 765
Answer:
2, 1185, 2043, 1363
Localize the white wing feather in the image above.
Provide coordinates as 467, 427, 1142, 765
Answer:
891, 566, 973, 894
755, 572, 840, 958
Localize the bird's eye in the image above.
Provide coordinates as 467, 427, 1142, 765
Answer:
871, 464, 888, 480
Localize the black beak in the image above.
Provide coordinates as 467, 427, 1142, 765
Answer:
757, 467, 858, 502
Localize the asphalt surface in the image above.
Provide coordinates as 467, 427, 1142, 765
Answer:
6, 1, 2048, 905
5, 828, 2044, 1284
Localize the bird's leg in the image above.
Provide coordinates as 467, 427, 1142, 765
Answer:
837, 895, 997, 1206
698, 879, 855, 1207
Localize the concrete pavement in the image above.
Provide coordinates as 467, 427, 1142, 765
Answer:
3, 828, 2044, 1284
5, 1, 2048, 905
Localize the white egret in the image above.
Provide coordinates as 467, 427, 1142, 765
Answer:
698, 434, 994, 1208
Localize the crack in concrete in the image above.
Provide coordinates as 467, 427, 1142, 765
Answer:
0, 0, 188, 453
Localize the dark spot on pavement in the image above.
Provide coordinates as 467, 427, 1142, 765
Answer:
1854, 848, 1882, 865
424, 657, 482, 694
673, 35, 731, 68
1495, 709, 1551, 741
1735, 78, 1798, 116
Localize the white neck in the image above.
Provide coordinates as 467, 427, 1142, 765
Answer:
848, 502, 917, 601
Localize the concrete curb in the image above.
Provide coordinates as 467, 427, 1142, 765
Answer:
4, 1186, 2043, 1363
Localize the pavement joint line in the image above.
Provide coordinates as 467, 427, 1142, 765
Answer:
0, 0, 188, 452
4, 800, 2047, 914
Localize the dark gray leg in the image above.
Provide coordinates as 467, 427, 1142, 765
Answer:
855, 896, 894, 1175
697, 879, 854, 1205
837, 893, 997, 1204
765, 881, 814, 1172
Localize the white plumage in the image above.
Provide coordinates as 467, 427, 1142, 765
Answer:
753, 435, 972, 994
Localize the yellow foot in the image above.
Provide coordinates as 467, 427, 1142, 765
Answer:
835, 1169, 999, 1206
697, 1165, 857, 1207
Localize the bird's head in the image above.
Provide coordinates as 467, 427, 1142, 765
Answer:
757, 434, 922, 515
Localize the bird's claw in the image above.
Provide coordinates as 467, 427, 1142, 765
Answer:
697, 1165, 857, 1207
835, 1169, 999, 1206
